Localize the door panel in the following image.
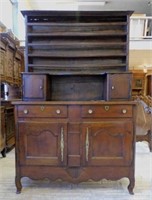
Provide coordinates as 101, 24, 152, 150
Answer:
108, 73, 131, 100
18, 121, 67, 166
82, 120, 133, 166
23, 75, 45, 99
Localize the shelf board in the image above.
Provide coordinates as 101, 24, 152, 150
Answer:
27, 31, 127, 37
28, 52, 126, 58
28, 42, 127, 48
27, 22, 127, 26
28, 63, 126, 69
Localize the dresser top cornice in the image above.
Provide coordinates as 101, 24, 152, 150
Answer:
21, 10, 133, 17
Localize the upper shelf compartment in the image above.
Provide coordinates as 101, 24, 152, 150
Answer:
22, 10, 133, 73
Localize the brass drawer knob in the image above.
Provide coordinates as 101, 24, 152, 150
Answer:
23, 109, 28, 114
88, 109, 93, 114
56, 109, 61, 114
122, 109, 127, 114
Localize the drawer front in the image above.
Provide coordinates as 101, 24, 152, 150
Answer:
17, 105, 67, 118
81, 105, 132, 118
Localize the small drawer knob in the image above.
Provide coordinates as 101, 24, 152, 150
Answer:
23, 109, 28, 114
40, 86, 43, 90
122, 109, 127, 114
88, 109, 93, 114
111, 86, 115, 90
56, 109, 61, 114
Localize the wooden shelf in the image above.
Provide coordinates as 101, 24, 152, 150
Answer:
27, 22, 127, 26
28, 42, 126, 48
28, 63, 126, 74
28, 52, 126, 58
27, 31, 127, 37
24, 10, 131, 73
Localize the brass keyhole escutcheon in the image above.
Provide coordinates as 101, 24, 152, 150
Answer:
104, 106, 110, 111
40, 106, 45, 111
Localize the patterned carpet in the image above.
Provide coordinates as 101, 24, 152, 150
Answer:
0, 142, 151, 200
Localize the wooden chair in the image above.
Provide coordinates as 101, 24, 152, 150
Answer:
135, 95, 152, 152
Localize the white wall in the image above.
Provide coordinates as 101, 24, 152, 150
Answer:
0, 0, 13, 30
27, 0, 152, 15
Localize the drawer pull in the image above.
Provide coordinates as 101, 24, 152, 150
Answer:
39, 86, 43, 90
56, 109, 61, 114
23, 109, 28, 114
111, 86, 115, 90
122, 109, 127, 114
88, 109, 93, 114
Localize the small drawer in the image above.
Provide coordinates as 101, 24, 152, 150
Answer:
81, 105, 132, 118
18, 105, 67, 118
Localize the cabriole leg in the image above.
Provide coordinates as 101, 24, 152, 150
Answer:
15, 176, 22, 194
128, 177, 135, 195
1, 148, 6, 157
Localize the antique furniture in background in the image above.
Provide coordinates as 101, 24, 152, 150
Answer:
131, 70, 152, 151
0, 32, 24, 86
0, 106, 6, 157
146, 74, 152, 96
131, 71, 145, 97
0, 32, 24, 152
135, 95, 152, 152
1, 101, 15, 151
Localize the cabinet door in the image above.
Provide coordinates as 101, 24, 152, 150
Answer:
107, 73, 132, 100
22, 74, 47, 100
82, 120, 133, 166
18, 121, 67, 166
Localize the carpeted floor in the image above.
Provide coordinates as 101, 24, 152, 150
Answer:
0, 142, 152, 200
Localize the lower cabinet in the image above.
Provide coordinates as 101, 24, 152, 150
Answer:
1, 101, 15, 151
5, 107, 15, 150
13, 102, 136, 194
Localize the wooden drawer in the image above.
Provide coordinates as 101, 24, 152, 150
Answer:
81, 105, 132, 118
17, 105, 67, 118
